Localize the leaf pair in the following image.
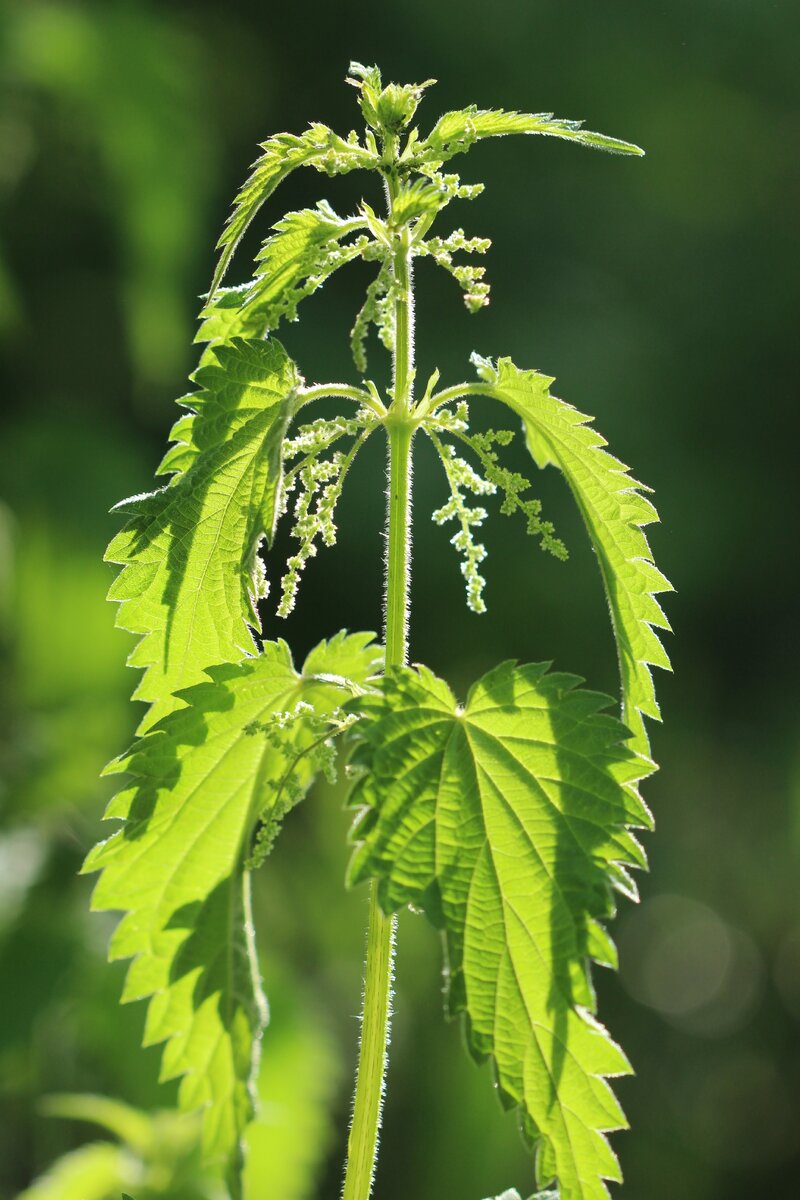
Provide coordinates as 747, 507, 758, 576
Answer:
212, 123, 377, 293
86, 634, 650, 1200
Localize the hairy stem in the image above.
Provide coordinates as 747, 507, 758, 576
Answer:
421, 380, 486, 418
342, 177, 415, 1200
298, 381, 386, 417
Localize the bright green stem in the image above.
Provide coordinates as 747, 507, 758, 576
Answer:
341, 887, 396, 1200
384, 419, 413, 666
342, 197, 414, 1200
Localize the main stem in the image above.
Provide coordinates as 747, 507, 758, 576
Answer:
342, 187, 414, 1200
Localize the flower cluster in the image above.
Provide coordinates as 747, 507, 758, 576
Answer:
244, 703, 358, 870
426, 404, 567, 612
278, 411, 376, 616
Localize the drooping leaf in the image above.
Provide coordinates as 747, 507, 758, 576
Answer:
470, 356, 671, 756
241, 202, 369, 331
348, 661, 653, 1200
211, 125, 377, 294
107, 338, 300, 731
420, 107, 644, 163
84, 633, 380, 1196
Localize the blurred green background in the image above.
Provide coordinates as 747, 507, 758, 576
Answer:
1, 1, 798, 1197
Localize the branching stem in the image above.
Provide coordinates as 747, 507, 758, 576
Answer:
417, 379, 486, 419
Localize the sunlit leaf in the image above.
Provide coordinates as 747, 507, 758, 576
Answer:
421, 107, 644, 163
84, 633, 379, 1195
211, 126, 376, 294
107, 338, 299, 731
349, 661, 653, 1200
242, 202, 369, 331
471, 356, 671, 755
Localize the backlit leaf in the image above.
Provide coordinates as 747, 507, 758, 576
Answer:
84, 633, 380, 1195
211, 126, 377, 294
471, 356, 671, 755
349, 661, 653, 1200
421, 107, 644, 163
107, 338, 299, 730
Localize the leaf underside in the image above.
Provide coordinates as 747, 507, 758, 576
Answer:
420, 107, 644, 163
473, 356, 672, 756
84, 633, 380, 1193
349, 661, 653, 1200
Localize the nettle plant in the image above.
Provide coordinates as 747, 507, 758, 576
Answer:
85, 64, 671, 1200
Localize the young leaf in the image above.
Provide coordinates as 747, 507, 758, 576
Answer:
470, 357, 672, 756
211, 125, 377, 294
420, 107, 644, 164
241, 202, 369, 332
107, 338, 299, 731
347, 61, 435, 135
348, 661, 653, 1200
389, 177, 447, 225
84, 633, 380, 1196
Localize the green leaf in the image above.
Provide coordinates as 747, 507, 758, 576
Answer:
158, 289, 279, 481
347, 61, 436, 135
211, 125, 377, 294
84, 633, 380, 1195
194, 284, 274, 351
420, 107, 644, 162
302, 627, 384, 684
107, 338, 300, 731
241, 202, 369, 332
390, 177, 447, 225
16, 1143, 130, 1200
348, 661, 653, 1200
471, 356, 671, 756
